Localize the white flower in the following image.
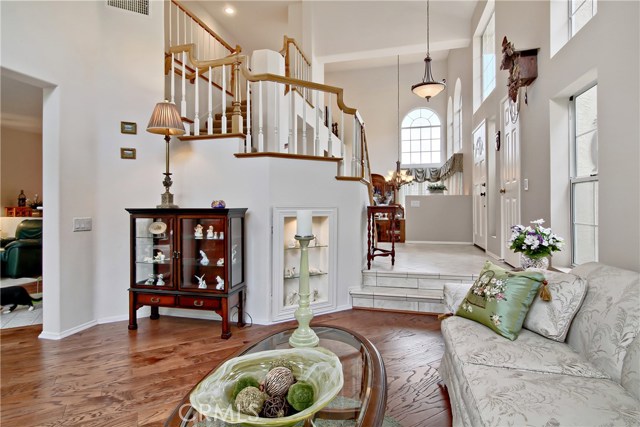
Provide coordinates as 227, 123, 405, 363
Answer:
531, 219, 545, 225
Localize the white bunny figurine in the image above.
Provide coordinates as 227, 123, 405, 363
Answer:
199, 250, 209, 266
156, 274, 165, 286
216, 275, 224, 290
195, 274, 207, 289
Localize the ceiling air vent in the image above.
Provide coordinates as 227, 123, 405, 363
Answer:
107, 0, 149, 16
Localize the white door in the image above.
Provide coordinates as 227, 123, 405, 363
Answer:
501, 99, 521, 267
472, 122, 487, 249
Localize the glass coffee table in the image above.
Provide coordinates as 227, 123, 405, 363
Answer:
165, 325, 387, 427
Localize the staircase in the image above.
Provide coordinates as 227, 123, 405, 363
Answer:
351, 270, 475, 314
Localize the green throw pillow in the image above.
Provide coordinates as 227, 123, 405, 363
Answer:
455, 261, 545, 340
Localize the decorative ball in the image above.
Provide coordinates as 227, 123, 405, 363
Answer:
262, 395, 289, 418
286, 381, 315, 412
232, 376, 260, 400
211, 200, 226, 209
268, 358, 294, 371
234, 386, 267, 416
264, 367, 295, 397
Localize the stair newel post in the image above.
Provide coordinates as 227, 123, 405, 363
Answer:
181, 51, 188, 135
315, 90, 320, 156
302, 84, 307, 155
194, 66, 200, 136
340, 110, 345, 175
221, 64, 227, 134
258, 80, 264, 152
274, 82, 279, 152
207, 66, 213, 135
231, 58, 242, 134
327, 95, 333, 157
246, 80, 252, 153
288, 85, 294, 154
352, 115, 358, 177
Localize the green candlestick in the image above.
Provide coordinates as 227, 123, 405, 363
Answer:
289, 235, 319, 348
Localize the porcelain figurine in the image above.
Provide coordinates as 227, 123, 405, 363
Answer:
145, 274, 155, 285
143, 256, 153, 263
232, 245, 238, 264
285, 268, 292, 278
216, 258, 224, 267
215, 276, 224, 290
213, 231, 218, 239
154, 250, 165, 262
219, 231, 224, 240
194, 224, 204, 239
156, 274, 165, 286
312, 288, 319, 302
195, 274, 207, 289
206, 226, 214, 239
200, 250, 209, 266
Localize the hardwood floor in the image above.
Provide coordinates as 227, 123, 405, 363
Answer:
0, 310, 451, 427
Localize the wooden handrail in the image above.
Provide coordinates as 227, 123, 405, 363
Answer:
279, 36, 312, 67
171, 0, 235, 53
170, 44, 360, 117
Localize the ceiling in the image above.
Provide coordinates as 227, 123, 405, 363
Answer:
193, 0, 478, 72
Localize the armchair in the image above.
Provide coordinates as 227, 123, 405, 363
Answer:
1, 219, 42, 278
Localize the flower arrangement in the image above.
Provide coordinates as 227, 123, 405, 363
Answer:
508, 219, 564, 259
427, 182, 447, 192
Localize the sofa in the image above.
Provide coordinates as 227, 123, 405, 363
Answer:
439, 262, 640, 426
0, 219, 42, 278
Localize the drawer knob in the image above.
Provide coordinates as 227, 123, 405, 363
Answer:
150, 297, 160, 303
194, 300, 204, 307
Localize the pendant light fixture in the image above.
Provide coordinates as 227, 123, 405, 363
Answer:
411, 0, 446, 100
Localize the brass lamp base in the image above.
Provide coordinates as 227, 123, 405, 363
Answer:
157, 190, 178, 209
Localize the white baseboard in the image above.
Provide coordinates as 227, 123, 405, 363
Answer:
485, 250, 503, 260
405, 241, 473, 245
39, 319, 98, 340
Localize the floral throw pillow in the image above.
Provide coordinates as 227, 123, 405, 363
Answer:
523, 269, 588, 342
455, 261, 545, 341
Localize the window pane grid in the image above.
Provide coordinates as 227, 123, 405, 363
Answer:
481, 13, 496, 100
401, 108, 442, 167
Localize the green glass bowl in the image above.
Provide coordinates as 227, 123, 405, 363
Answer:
190, 347, 344, 427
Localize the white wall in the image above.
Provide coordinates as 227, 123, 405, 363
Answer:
1, 1, 165, 336
405, 195, 473, 243
0, 127, 43, 213
448, 0, 640, 271
325, 59, 449, 176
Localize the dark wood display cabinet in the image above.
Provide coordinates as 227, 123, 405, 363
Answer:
126, 208, 247, 339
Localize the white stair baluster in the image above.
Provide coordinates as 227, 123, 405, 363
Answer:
327, 97, 332, 156
207, 66, 213, 135
194, 66, 199, 136
171, 53, 175, 104
274, 82, 279, 152
302, 86, 307, 154
288, 87, 294, 154
181, 51, 188, 135
352, 116, 358, 176
246, 80, 251, 152
221, 64, 227, 134
258, 81, 264, 152
340, 110, 345, 175
315, 91, 320, 156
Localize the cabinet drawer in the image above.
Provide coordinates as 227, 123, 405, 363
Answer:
137, 293, 176, 306
179, 296, 221, 310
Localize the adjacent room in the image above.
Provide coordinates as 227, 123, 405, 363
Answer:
1, 1, 638, 426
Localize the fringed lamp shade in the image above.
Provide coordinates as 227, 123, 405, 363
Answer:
146, 100, 185, 136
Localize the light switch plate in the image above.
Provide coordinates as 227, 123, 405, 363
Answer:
73, 217, 92, 232
410, 200, 421, 207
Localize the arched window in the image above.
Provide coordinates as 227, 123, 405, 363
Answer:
401, 108, 442, 166
453, 78, 462, 153
447, 96, 453, 158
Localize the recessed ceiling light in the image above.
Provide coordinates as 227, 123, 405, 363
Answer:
224, 6, 235, 15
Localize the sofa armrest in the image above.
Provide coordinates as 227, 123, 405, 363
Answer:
0, 237, 16, 248
443, 282, 474, 313
3, 239, 41, 251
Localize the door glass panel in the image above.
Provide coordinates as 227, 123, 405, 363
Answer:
180, 217, 226, 291
134, 217, 173, 288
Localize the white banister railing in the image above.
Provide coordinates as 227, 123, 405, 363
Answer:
280, 36, 313, 106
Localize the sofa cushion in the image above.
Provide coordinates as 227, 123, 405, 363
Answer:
523, 269, 588, 342
450, 361, 640, 427
567, 262, 640, 383
443, 282, 473, 313
622, 334, 640, 400
442, 316, 608, 379
455, 261, 544, 340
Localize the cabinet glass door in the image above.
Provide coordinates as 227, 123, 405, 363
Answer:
180, 217, 226, 292
134, 217, 174, 288
229, 216, 244, 288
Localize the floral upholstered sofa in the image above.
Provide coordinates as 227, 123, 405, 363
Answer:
439, 262, 640, 426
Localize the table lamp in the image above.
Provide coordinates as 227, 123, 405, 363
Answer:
146, 100, 185, 208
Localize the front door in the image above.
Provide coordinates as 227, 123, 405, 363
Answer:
473, 121, 487, 249
501, 99, 521, 267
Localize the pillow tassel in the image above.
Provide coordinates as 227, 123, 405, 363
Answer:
539, 280, 551, 301
438, 313, 454, 320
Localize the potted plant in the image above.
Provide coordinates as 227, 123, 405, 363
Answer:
427, 182, 447, 194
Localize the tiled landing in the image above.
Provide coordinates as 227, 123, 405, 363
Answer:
351, 243, 509, 314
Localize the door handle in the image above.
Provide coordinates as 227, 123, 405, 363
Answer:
480, 192, 486, 197
150, 297, 160, 303
193, 300, 204, 307
481, 183, 486, 187
499, 188, 506, 194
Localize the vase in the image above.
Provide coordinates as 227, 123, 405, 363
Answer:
520, 254, 549, 270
